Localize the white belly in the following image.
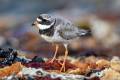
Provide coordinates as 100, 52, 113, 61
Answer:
41, 34, 69, 43
41, 35, 54, 42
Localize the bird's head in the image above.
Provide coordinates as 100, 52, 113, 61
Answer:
32, 14, 55, 30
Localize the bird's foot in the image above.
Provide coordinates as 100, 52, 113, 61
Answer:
49, 58, 56, 63
60, 62, 66, 72
58, 59, 63, 65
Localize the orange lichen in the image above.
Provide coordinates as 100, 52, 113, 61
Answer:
0, 62, 23, 77
96, 59, 110, 69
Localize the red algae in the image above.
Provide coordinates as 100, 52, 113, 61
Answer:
25, 59, 77, 72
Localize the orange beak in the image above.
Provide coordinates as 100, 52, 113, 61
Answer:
32, 21, 40, 29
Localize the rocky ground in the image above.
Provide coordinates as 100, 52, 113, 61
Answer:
0, 48, 120, 80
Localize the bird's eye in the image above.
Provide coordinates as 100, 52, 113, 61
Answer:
42, 19, 47, 22
41, 19, 51, 25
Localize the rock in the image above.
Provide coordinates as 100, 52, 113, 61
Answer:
96, 59, 110, 69
101, 68, 120, 80
110, 56, 120, 72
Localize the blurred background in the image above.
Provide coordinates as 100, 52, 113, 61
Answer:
0, 0, 120, 58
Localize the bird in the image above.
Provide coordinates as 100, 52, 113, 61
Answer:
32, 14, 91, 72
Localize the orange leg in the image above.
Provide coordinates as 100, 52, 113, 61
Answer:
50, 44, 59, 63
60, 44, 68, 72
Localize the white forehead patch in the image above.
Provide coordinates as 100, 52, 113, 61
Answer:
37, 18, 42, 22
37, 24, 51, 30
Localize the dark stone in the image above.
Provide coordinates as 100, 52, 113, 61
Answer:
32, 56, 45, 63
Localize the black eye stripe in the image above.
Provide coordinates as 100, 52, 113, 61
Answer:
39, 18, 56, 36
37, 15, 52, 25
42, 19, 47, 22
41, 20, 51, 25
37, 20, 51, 25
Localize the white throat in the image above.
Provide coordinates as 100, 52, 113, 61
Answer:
37, 21, 54, 30
38, 24, 51, 30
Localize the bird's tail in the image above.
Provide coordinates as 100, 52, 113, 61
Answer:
78, 29, 91, 37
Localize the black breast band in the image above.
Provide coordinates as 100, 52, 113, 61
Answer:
39, 19, 56, 37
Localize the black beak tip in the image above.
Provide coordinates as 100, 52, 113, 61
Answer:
79, 29, 92, 37
84, 30, 92, 37
32, 23, 35, 26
